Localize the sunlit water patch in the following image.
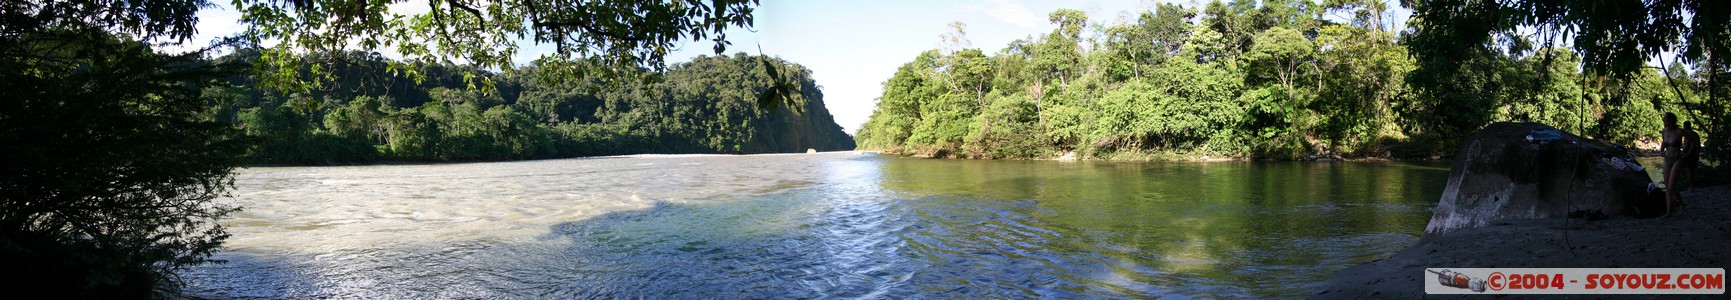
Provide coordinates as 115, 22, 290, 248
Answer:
182, 153, 1450, 298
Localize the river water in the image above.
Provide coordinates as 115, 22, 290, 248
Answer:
181, 152, 1454, 298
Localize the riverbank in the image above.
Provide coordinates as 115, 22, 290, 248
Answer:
868, 147, 1427, 162
1314, 185, 1731, 298
869, 147, 1683, 163
240, 150, 876, 167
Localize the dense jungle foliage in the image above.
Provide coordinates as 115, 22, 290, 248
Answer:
1, 28, 250, 298
855, 0, 1725, 162
215, 51, 855, 164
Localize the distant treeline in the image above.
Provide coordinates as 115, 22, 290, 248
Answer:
204, 51, 855, 164
855, 2, 1714, 160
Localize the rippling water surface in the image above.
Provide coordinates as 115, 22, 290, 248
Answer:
182, 153, 1453, 298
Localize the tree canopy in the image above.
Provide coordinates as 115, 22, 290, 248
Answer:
1407, 0, 1731, 164
1405, 0, 1729, 76
4, 0, 763, 91
212, 51, 854, 164
858, 0, 1721, 164
233, 0, 759, 91
1, 27, 249, 297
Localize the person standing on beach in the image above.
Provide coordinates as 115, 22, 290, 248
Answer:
1661, 113, 1684, 216
1681, 121, 1702, 191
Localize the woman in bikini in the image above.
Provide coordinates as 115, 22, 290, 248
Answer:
1660, 113, 1685, 217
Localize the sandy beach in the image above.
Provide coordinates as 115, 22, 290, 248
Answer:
1315, 185, 1731, 298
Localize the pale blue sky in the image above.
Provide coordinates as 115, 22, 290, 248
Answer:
652, 0, 1155, 134
180, 0, 1411, 134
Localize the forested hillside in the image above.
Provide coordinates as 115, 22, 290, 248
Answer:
855, 1, 1712, 160
208, 52, 855, 164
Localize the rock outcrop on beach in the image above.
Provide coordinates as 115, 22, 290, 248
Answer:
1314, 122, 1725, 298
1314, 186, 1731, 299
1421, 122, 1658, 242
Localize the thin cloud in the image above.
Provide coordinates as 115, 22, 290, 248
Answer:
968, 0, 1040, 28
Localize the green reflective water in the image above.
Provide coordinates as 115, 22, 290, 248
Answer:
872, 156, 1452, 297
183, 153, 1453, 298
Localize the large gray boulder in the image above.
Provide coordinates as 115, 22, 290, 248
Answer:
1421, 122, 1657, 242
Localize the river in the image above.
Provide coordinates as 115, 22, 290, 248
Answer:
181, 152, 1454, 298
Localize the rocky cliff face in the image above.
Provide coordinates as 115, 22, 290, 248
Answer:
753, 77, 856, 153
1421, 122, 1658, 242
